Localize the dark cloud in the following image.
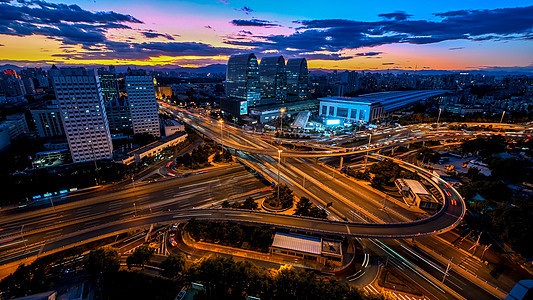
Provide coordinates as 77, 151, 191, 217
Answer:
235, 6, 253, 15
239, 30, 253, 35
204, 25, 215, 31
226, 6, 533, 59
448, 47, 464, 50
355, 52, 382, 56
300, 53, 353, 60
382, 62, 395, 65
141, 31, 175, 40
378, 11, 412, 21
0, 0, 141, 48
231, 19, 280, 27
52, 41, 239, 61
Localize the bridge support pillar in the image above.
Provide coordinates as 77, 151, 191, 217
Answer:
340, 157, 344, 170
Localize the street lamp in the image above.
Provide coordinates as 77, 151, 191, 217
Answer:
218, 119, 224, 153
436, 108, 442, 129
277, 149, 283, 209
499, 110, 506, 131
363, 133, 372, 172
280, 108, 286, 137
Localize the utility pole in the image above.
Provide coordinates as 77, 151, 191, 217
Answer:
133, 202, 137, 217
469, 232, 482, 256
90, 144, 99, 185
442, 257, 454, 283
218, 119, 224, 153
277, 149, 282, 209
49, 195, 55, 211
481, 244, 492, 260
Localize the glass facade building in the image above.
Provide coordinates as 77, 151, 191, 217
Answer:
97, 68, 119, 104
286, 58, 309, 102
259, 56, 287, 103
225, 53, 261, 108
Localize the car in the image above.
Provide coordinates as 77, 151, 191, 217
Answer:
169, 237, 177, 247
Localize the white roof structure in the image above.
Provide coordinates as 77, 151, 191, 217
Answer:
403, 179, 430, 195
272, 233, 321, 255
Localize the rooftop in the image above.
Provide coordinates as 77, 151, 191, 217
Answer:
271, 232, 321, 255
402, 179, 430, 195
128, 132, 187, 156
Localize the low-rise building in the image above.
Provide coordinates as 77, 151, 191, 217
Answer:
395, 178, 440, 210
270, 232, 343, 267
120, 132, 188, 164
163, 119, 185, 136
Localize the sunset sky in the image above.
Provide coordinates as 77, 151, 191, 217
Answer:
0, 0, 532, 71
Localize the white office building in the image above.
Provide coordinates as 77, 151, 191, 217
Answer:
124, 70, 161, 138
50, 67, 113, 163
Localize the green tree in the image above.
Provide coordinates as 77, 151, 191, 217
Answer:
160, 253, 186, 278
213, 151, 222, 163
126, 245, 154, 270
84, 247, 120, 282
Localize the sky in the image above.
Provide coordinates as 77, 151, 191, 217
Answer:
0, 0, 532, 71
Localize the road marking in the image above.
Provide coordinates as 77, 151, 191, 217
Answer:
226, 214, 263, 219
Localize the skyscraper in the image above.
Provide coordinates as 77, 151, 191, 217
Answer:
286, 58, 309, 101
97, 68, 120, 104
124, 69, 160, 138
225, 53, 261, 108
50, 67, 113, 163
260, 56, 287, 103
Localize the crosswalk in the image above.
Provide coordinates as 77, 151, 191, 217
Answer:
360, 284, 424, 300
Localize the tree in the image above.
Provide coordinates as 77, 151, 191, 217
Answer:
213, 151, 222, 163
240, 197, 258, 210
84, 247, 120, 282
160, 253, 186, 278
126, 245, 154, 270
266, 184, 294, 209
294, 197, 313, 215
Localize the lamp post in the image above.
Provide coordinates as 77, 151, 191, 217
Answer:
436, 108, 442, 129
280, 108, 286, 137
277, 149, 283, 209
218, 119, 224, 153
363, 133, 372, 172
499, 110, 506, 131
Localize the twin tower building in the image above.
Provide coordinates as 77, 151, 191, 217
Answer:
223, 54, 309, 116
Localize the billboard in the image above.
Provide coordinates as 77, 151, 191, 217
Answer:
326, 119, 340, 125
239, 101, 248, 115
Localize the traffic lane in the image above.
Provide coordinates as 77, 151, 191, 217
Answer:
0, 168, 262, 239
389, 240, 499, 300
0, 165, 249, 227
0, 178, 267, 263
295, 159, 427, 221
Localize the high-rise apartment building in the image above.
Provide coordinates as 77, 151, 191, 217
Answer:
105, 98, 132, 133
225, 53, 261, 108
286, 58, 309, 101
259, 56, 287, 103
124, 69, 160, 138
50, 67, 113, 163
97, 68, 120, 104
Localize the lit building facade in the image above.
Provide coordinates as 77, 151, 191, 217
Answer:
31, 105, 64, 138
225, 53, 261, 108
286, 58, 309, 101
260, 56, 287, 103
50, 67, 113, 163
124, 70, 161, 138
105, 98, 132, 133
97, 68, 120, 104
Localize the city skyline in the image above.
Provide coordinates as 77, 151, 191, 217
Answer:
0, 0, 532, 72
